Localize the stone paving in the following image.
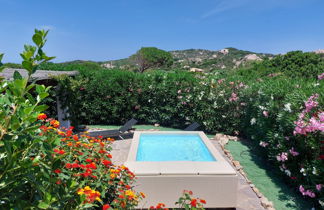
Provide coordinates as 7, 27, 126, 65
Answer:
111, 138, 265, 210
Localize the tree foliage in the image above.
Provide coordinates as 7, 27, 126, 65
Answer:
131, 47, 173, 72
255, 51, 324, 78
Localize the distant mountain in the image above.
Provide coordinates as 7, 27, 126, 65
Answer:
102, 47, 274, 71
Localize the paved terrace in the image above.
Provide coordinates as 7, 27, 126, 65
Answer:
110, 137, 265, 210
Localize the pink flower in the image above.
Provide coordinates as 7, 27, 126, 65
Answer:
259, 141, 269, 147
217, 79, 225, 84
293, 94, 324, 135
305, 190, 316, 198
319, 112, 324, 122
229, 92, 239, 102
299, 185, 305, 195
318, 72, 324, 80
276, 152, 288, 162
263, 111, 269, 117
289, 147, 299, 156
316, 184, 322, 191
177, 89, 182, 94
304, 94, 319, 113
299, 185, 316, 198
238, 82, 245, 88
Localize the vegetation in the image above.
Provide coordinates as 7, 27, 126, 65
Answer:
130, 47, 174, 72
0, 30, 207, 209
55, 51, 324, 208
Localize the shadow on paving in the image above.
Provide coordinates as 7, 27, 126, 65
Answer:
226, 140, 313, 210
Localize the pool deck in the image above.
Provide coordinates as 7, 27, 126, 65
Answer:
111, 137, 265, 210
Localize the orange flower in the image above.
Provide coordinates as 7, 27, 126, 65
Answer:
102, 160, 112, 166
190, 199, 197, 207
37, 113, 47, 120
200, 199, 206, 204
77, 186, 101, 203
156, 203, 166, 208
54, 169, 61, 174
140, 192, 146, 198
73, 135, 79, 141
102, 204, 110, 210
50, 120, 60, 128
53, 148, 65, 155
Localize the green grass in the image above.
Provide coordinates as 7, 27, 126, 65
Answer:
225, 141, 312, 210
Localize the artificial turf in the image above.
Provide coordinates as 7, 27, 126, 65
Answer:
225, 141, 312, 210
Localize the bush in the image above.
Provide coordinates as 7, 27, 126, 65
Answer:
249, 51, 324, 79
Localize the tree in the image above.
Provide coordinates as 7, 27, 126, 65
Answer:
131, 47, 173, 72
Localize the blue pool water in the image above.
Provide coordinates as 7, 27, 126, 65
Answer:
136, 134, 216, 161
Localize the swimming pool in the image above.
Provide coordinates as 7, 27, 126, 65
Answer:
125, 131, 238, 208
137, 134, 216, 161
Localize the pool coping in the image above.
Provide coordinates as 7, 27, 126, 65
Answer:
125, 131, 237, 176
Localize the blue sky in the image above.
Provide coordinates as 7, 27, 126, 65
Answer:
1, 0, 324, 62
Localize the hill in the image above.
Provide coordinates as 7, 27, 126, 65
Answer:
102, 47, 274, 71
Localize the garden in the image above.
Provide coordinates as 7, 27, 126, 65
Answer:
0, 30, 323, 209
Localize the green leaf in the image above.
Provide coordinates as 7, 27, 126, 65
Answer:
22, 60, 33, 72
35, 104, 48, 112
13, 70, 23, 80
32, 33, 42, 47
38, 201, 50, 209
39, 92, 49, 100
36, 85, 45, 94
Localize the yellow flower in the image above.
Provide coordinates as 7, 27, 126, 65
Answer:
110, 173, 116, 179
77, 189, 84, 195
84, 186, 91, 191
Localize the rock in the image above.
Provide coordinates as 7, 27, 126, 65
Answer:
154, 123, 160, 127
215, 133, 225, 140
214, 133, 229, 147
244, 54, 262, 61
189, 67, 204, 72
232, 160, 242, 170
219, 138, 229, 147
228, 136, 239, 141
252, 187, 263, 198
260, 196, 274, 209
223, 149, 230, 155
